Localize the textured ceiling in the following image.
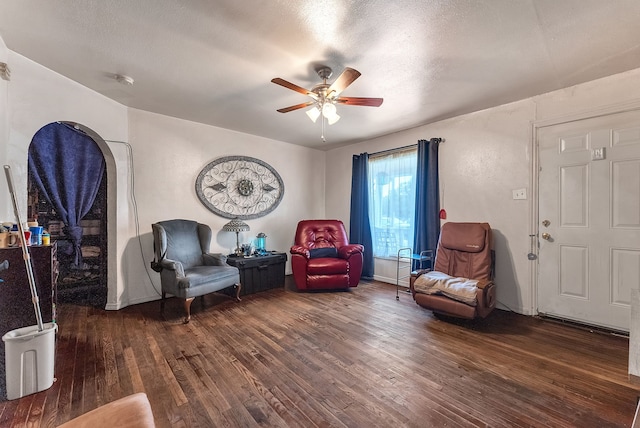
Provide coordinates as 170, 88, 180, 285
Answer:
1, 0, 640, 149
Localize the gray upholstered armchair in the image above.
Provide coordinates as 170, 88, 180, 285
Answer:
151, 219, 241, 323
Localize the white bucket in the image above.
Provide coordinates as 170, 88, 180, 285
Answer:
2, 322, 57, 400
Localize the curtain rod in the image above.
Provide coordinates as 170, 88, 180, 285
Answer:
368, 137, 444, 157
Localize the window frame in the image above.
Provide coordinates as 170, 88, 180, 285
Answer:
367, 147, 418, 259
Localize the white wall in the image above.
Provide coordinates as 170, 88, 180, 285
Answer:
326, 67, 640, 316
3, 53, 129, 217
2, 47, 325, 310
2, 51, 131, 309
123, 109, 326, 305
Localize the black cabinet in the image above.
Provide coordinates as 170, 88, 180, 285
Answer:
226, 252, 287, 296
0, 244, 58, 329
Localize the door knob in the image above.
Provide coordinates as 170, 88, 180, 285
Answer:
541, 232, 551, 240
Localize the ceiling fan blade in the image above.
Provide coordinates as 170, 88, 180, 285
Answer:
271, 78, 317, 99
327, 67, 361, 97
336, 97, 384, 107
276, 101, 315, 113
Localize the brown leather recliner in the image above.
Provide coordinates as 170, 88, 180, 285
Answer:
290, 219, 364, 290
58, 393, 155, 427
410, 222, 495, 319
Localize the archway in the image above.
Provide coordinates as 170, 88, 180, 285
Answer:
27, 122, 117, 308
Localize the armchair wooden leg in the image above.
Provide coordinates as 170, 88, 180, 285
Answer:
183, 297, 195, 324
235, 283, 242, 301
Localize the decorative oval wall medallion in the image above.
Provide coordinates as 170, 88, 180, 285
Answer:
195, 156, 285, 219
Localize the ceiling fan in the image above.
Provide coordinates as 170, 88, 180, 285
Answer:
271, 66, 383, 128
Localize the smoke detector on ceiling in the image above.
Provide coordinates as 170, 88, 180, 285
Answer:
114, 74, 134, 85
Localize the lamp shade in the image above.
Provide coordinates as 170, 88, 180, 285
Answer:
306, 106, 321, 123
322, 102, 337, 117
322, 102, 340, 125
222, 218, 250, 232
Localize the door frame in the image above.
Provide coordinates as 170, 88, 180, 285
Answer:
531, 99, 640, 317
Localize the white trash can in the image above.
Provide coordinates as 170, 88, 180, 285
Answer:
2, 322, 57, 400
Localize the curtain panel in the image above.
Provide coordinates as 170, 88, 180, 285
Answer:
350, 153, 374, 279
28, 122, 105, 266
413, 138, 440, 261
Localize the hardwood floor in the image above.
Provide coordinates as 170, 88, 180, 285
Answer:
1, 278, 638, 427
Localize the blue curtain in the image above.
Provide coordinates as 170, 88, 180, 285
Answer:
413, 138, 440, 264
28, 122, 105, 266
350, 153, 374, 279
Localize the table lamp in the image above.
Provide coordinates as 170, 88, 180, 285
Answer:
222, 218, 250, 256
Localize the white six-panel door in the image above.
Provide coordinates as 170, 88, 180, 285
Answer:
538, 110, 640, 332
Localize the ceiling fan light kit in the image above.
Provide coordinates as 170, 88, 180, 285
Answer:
271, 65, 383, 140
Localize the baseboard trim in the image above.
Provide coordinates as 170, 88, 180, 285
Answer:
537, 313, 629, 337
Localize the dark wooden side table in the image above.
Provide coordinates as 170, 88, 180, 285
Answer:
226, 252, 287, 296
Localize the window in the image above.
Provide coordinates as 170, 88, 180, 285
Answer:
368, 148, 417, 258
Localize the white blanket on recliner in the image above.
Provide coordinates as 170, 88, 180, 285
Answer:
413, 271, 478, 306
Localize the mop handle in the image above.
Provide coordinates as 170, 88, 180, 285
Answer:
3, 165, 45, 331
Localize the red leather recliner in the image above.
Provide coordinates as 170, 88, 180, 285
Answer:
290, 220, 364, 290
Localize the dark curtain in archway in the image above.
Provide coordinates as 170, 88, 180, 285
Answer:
413, 138, 440, 261
350, 153, 374, 279
28, 122, 105, 266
